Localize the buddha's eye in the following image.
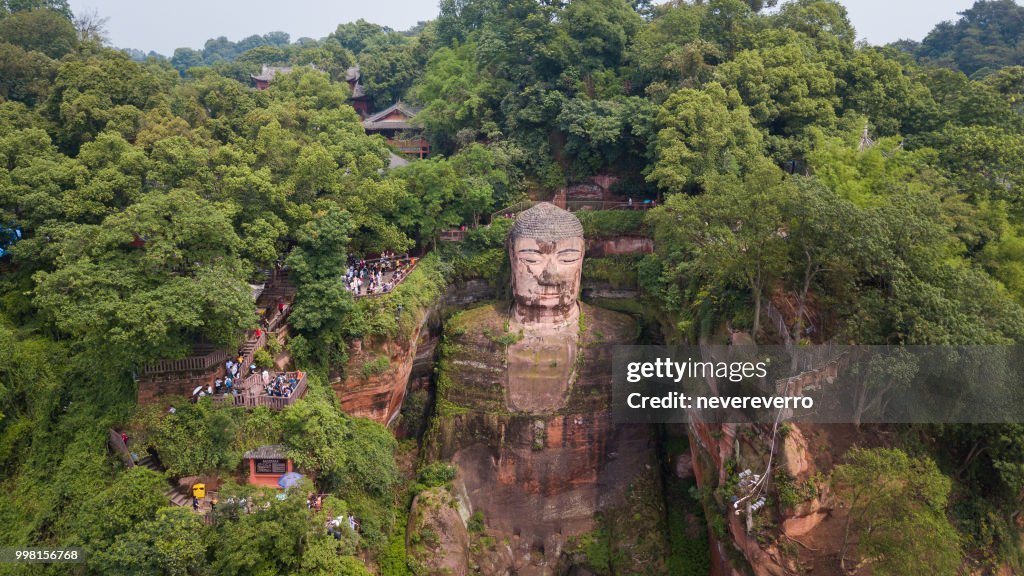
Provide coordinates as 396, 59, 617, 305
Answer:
521, 258, 540, 264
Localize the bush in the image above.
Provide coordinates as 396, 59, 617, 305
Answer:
575, 210, 647, 238
344, 253, 448, 340
468, 511, 485, 533
253, 348, 273, 369
418, 462, 456, 487
360, 355, 391, 379
583, 255, 642, 289
464, 217, 513, 251
137, 400, 244, 476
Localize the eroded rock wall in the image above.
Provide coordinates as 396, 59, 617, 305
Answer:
332, 279, 496, 425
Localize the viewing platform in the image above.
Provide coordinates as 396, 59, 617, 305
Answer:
211, 371, 307, 411
345, 256, 418, 299
136, 267, 300, 407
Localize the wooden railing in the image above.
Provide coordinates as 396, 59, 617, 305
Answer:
241, 331, 267, 368
258, 381, 305, 410
143, 349, 230, 375
439, 229, 467, 242
564, 200, 658, 212
490, 200, 536, 222
489, 199, 657, 223
387, 138, 429, 158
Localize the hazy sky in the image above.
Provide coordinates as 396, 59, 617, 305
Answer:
67, 0, 984, 57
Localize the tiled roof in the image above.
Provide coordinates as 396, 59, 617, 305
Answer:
243, 444, 287, 460
251, 65, 294, 82
362, 101, 422, 131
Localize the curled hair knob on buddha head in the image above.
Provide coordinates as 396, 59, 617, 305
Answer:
507, 202, 585, 245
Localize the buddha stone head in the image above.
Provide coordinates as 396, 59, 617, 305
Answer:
507, 203, 585, 325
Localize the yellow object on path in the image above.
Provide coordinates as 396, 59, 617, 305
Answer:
192, 483, 206, 498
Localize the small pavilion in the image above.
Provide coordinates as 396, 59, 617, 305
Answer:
243, 444, 294, 487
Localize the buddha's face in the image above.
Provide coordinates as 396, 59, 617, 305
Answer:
510, 236, 585, 313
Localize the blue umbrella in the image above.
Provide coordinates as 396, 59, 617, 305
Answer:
278, 472, 303, 489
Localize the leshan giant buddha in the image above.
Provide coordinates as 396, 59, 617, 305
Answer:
418, 203, 665, 575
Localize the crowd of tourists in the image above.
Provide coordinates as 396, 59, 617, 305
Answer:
343, 252, 414, 296
263, 371, 301, 398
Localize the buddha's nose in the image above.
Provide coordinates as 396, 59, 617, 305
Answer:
539, 261, 565, 285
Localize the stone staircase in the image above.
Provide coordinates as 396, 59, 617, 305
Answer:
134, 450, 191, 507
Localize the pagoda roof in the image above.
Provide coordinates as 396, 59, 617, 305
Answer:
362, 102, 422, 131
250, 65, 293, 83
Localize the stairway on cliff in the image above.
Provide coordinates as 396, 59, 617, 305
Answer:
134, 450, 192, 508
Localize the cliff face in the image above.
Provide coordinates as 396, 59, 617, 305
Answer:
425, 302, 666, 575
332, 280, 495, 426
689, 419, 861, 576
333, 331, 423, 426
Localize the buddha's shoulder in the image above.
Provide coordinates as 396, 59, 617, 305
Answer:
580, 302, 637, 345
447, 301, 508, 331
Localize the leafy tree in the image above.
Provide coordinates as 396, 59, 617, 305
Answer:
0, 7, 76, 58
32, 189, 255, 371
358, 33, 418, 109
771, 0, 855, 57
559, 0, 642, 74
648, 165, 790, 340
331, 19, 389, 55
0, 0, 71, 19
143, 400, 243, 476
626, 2, 714, 94
784, 177, 864, 340
411, 40, 498, 152
281, 395, 398, 495
0, 42, 57, 105
915, 0, 1024, 76
71, 466, 169, 560
98, 507, 207, 576
832, 447, 961, 575
836, 48, 937, 137
717, 37, 840, 160
208, 484, 345, 576
647, 83, 767, 193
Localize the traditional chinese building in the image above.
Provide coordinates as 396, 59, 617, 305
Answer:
345, 65, 372, 117
250, 65, 293, 90
362, 102, 429, 159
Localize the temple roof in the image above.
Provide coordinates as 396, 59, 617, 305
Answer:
243, 444, 287, 460
362, 102, 422, 131
250, 65, 293, 83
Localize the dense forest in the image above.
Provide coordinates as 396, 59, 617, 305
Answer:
1, 0, 1024, 574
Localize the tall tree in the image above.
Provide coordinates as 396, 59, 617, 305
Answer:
648, 165, 791, 340
832, 448, 961, 575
